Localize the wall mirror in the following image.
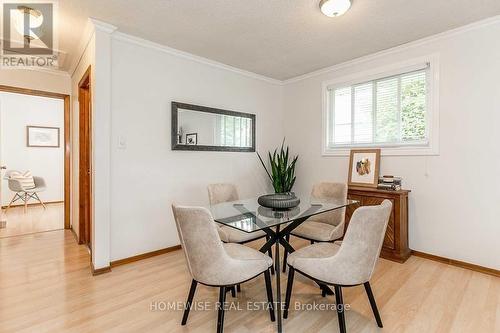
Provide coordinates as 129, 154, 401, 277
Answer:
171, 102, 256, 152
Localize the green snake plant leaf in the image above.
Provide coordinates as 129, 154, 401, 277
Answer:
256, 139, 299, 194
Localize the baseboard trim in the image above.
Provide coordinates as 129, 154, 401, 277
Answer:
110, 245, 182, 268
2, 200, 64, 209
411, 250, 499, 278
70, 226, 78, 242
91, 262, 111, 276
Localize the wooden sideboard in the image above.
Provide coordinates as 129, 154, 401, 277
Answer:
345, 186, 411, 263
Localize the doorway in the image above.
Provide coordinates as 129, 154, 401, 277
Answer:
78, 66, 92, 249
0, 85, 70, 238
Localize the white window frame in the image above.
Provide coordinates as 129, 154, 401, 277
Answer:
322, 54, 440, 156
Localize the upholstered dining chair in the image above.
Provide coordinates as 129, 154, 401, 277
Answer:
282, 182, 347, 272
207, 183, 274, 275
284, 200, 392, 333
172, 204, 275, 333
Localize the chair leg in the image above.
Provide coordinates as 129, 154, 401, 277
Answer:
282, 234, 289, 273
181, 280, 198, 325
6, 193, 19, 211
264, 269, 275, 322
334, 285, 347, 333
24, 193, 28, 213
266, 235, 275, 275
364, 282, 383, 328
284, 267, 295, 319
33, 192, 46, 209
217, 286, 227, 333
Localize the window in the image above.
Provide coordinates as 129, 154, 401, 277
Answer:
324, 61, 437, 155
215, 115, 252, 147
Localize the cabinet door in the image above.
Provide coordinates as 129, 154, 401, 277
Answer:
361, 197, 396, 250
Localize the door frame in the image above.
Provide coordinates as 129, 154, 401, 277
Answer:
78, 66, 92, 246
0, 85, 71, 229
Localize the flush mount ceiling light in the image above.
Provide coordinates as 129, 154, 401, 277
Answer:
319, 0, 352, 17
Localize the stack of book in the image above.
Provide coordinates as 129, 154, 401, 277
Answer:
378, 175, 402, 191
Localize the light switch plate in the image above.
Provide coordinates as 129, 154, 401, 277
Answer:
118, 136, 127, 149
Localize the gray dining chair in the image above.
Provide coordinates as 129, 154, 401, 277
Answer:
284, 200, 392, 333
282, 182, 347, 272
208, 183, 275, 275
4, 170, 47, 212
172, 204, 275, 333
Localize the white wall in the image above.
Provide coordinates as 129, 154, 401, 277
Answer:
0, 68, 70, 95
283, 20, 500, 270
0, 92, 65, 206
109, 36, 284, 261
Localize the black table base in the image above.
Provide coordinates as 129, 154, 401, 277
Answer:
259, 217, 334, 333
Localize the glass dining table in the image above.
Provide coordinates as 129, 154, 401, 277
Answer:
210, 196, 359, 333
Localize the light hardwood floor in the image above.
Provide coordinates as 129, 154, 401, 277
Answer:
0, 230, 498, 333
0, 203, 64, 238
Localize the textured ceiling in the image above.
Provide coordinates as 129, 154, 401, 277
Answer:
58, 0, 500, 80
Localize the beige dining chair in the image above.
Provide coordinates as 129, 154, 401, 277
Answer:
284, 200, 392, 333
172, 204, 275, 333
282, 182, 347, 272
208, 183, 274, 275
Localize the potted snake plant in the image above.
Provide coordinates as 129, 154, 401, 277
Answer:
257, 139, 298, 194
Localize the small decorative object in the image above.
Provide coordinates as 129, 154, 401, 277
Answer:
258, 193, 300, 210
377, 175, 402, 191
27, 126, 60, 148
348, 149, 380, 187
185, 133, 197, 145
177, 126, 183, 144
257, 139, 298, 193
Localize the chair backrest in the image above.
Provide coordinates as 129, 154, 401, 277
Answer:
4, 170, 20, 179
207, 183, 239, 206
5, 170, 35, 191
172, 204, 228, 282
310, 182, 347, 226
336, 200, 392, 283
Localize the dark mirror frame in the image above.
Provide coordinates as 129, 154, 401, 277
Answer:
171, 101, 256, 152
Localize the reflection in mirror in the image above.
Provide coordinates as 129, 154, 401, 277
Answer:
177, 110, 252, 147
172, 102, 255, 152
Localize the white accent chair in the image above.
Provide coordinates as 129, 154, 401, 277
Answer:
172, 204, 275, 333
284, 200, 393, 333
4, 170, 47, 212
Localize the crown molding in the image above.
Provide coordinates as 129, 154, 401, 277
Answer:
89, 18, 118, 34
112, 31, 283, 86
283, 15, 500, 84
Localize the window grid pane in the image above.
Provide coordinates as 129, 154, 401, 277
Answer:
328, 68, 428, 147
333, 87, 352, 144
218, 115, 252, 147
353, 82, 373, 143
